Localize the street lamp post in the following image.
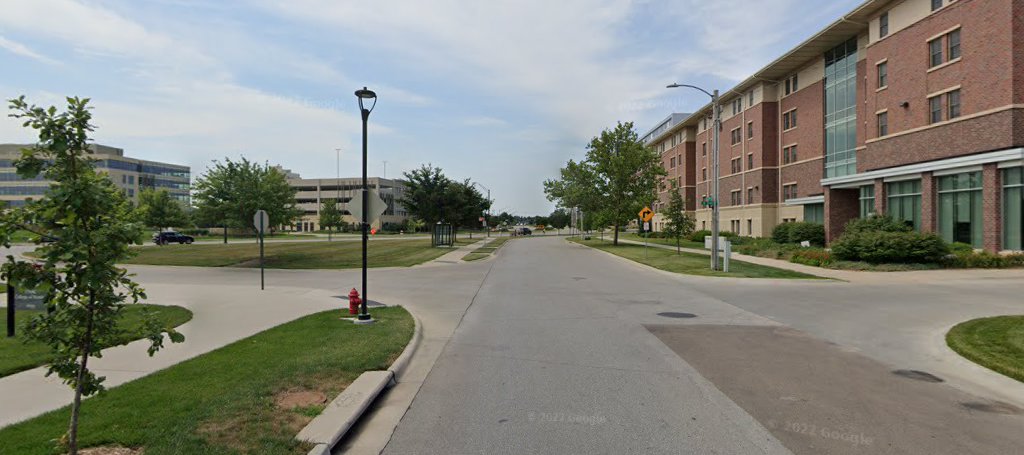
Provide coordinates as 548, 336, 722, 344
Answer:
473, 182, 491, 237
355, 87, 377, 323
667, 83, 721, 271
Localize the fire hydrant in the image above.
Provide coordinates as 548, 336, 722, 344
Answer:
348, 288, 361, 315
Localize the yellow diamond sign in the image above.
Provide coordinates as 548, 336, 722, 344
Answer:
639, 206, 654, 222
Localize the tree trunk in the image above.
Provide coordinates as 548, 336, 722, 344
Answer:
223, 224, 228, 244
67, 299, 96, 455
677, 236, 680, 255
613, 223, 620, 246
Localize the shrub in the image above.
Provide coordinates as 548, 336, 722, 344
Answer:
790, 249, 833, 267
688, 230, 738, 243
180, 228, 210, 236
771, 223, 793, 244
831, 230, 949, 264
787, 222, 825, 246
948, 242, 975, 255
842, 215, 912, 235
944, 251, 1024, 269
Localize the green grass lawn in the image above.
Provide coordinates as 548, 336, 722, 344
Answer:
123, 238, 456, 269
621, 232, 706, 250
462, 237, 511, 262
947, 316, 1024, 383
572, 238, 820, 279
192, 232, 319, 243
0, 307, 413, 455
1, 304, 192, 378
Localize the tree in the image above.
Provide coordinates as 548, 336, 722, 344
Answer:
136, 189, 189, 231
545, 122, 665, 245
663, 180, 695, 254
548, 209, 570, 233
399, 165, 490, 231
319, 198, 343, 241
0, 96, 183, 454
193, 158, 300, 239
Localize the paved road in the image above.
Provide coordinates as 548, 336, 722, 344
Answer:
382, 236, 1024, 454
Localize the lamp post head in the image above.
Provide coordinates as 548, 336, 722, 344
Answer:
666, 83, 682, 88
355, 87, 377, 114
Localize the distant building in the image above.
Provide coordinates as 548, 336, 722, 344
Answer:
286, 173, 409, 232
0, 143, 190, 208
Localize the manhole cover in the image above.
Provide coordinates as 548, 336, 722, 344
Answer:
960, 401, 1023, 415
892, 369, 944, 383
657, 312, 697, 319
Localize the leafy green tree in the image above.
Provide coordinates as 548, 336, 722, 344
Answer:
135, 189, 189, 231
399, 165, 490, 232
546, 122, 665, 245
663, 180, 695, 254
319, 198, 343, 241
193, 158, 300, 239
548, 209, 570, 233
406, 218, 426, 233
0, 96, 183, 454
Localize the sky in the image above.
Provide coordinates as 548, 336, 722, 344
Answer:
0, 0, 862, 215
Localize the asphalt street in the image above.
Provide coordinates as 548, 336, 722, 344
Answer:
381, 236, 1024, 455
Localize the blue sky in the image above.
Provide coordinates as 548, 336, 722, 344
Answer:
1, 0, 862, 215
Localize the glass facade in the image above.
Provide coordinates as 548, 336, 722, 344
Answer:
938, 172, 983, 248
859, 185, 875, 218
887, 180, 922, 230
824, 38, 859, 178
804, 203, 824, 224
1004, 167, 1023, 251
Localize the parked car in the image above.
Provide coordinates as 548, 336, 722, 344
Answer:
153, 231, 195, 245
514, 227, 532, 236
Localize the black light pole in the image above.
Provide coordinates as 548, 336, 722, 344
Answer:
355, 87, 377, 323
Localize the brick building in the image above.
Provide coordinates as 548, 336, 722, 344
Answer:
642, 0, 1023, 252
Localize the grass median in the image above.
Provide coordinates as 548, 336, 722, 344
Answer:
571, 238, 820, 279
0, 304, 192, 378
123, 238, 455, 269
0, 307, 414, 454
463, 237, 511, 262
947, 316, 1024, 383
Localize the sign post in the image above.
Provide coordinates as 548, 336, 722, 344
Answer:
6, 285, 12, 338
639, 206, 654, 258
253, 210, 269, 290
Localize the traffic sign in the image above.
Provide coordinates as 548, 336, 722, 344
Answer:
253, 210, 269, 234
638, 206, 654, 222
349, 189, 388, 224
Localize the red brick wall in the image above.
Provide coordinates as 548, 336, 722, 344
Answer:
983, 163, 1003, 251
825, 187, 859, 243
759, 102, 780, 168
873, 179, 887, 215
781, 79, 825, 197
683, 142, 697, 210
920, 172, 936, 233
862, 0, 1019, 170
1016, 0, 1024, 104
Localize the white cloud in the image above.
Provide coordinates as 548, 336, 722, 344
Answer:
0, 36, 60, 65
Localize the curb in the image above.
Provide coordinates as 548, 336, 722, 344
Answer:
298, 309, 422, 455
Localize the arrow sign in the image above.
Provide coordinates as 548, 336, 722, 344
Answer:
638, 206, 654, 222
349, 189, 388, 224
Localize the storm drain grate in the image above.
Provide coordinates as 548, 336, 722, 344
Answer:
892, 369, 944, 383
657, 312, 697, 319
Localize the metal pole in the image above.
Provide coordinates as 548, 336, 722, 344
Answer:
259, 217, 265, 290
360, 104, 370, 321
6, 285, 14, 337
711, 90, 721, 271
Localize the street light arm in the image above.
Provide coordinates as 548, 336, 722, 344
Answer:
666, 83, 715, 99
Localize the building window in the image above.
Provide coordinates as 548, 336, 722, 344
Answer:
783, 74, 799, 96
747, 187, 754, 204
783, 183, 798, 201
1004, 167, 1023, 251
887, 179, 922, 231
804, 203, 824, 224
879, 12, 889, 38
877, 62, 888, 88
670, 157, 676, 168
859, 185, 876, 218
783, 145, 798, 164
783, 110, 798, 130
938, 172, 983, 248
747, 219, 753, 234
747, 154, 754, 169
931, 0, 942, 11
948, 29, 961, 60
824, 38, 858, 178
747, 122, 754, 139
731, 128, 742, 145
702, 143, 707, 156
877, 112, 888, 137
731, 158, 741, 174
930, 29, 961, 68
731, 190, 741, 206
929, 38, 944, 67
748, 91, 754, 106
929, 95, 943, 124
948, 89, 961, 119
702, 168, 707, 180
732, 98, 742, 115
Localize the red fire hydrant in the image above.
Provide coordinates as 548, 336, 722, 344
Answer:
348, 288, 361, 315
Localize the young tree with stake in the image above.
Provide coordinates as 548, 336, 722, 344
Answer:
663, 180, 695, 254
